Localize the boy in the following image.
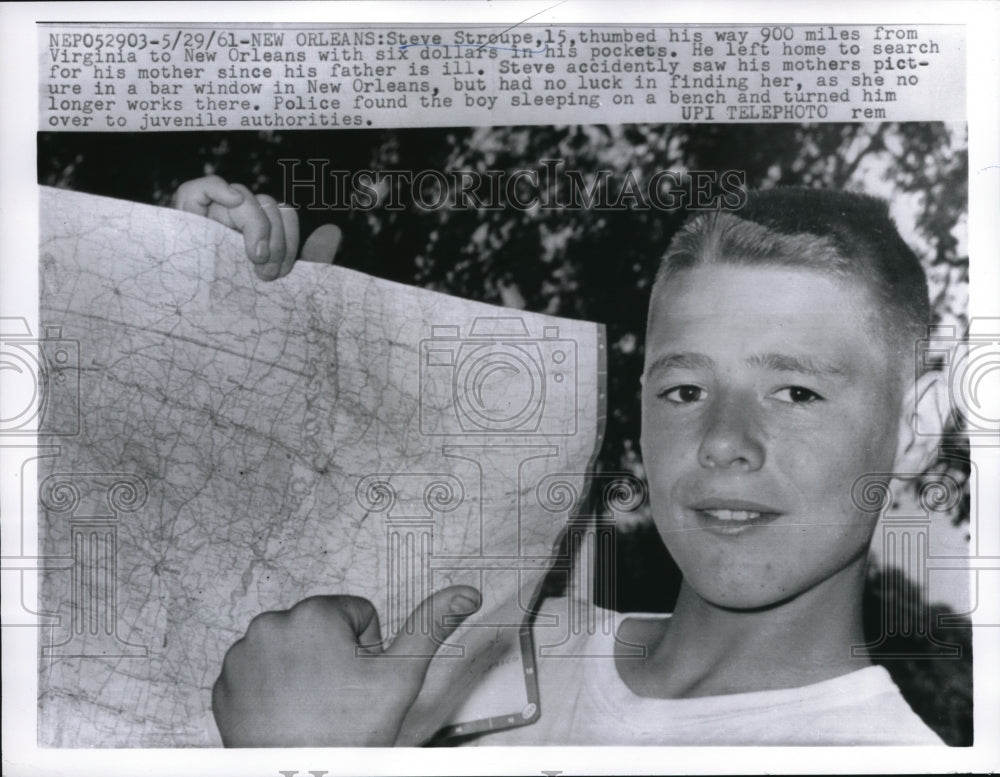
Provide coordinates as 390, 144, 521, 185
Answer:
175, 178, 947, 745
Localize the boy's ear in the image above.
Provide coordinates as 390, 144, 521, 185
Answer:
892, 369, 950, 473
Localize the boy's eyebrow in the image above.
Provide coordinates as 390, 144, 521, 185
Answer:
645, 352, 714, 376
747, 352, 848, 377
644, 351, 848, 378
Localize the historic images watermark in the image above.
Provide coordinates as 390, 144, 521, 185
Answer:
279, 161, 748, 212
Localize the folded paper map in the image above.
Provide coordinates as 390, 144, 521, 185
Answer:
36, 187, 608, 746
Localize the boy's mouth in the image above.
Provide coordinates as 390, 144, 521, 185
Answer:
700, 508, 764, 521
687, 499, 782, 535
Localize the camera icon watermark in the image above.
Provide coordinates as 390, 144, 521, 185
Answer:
0, 317, 80, 436
419, 316, 577, 436
917, 318, 1000, 444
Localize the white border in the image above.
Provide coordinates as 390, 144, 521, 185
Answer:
3, 2, 998, 775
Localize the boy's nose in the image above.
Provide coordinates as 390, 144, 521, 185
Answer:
697, 394, 765, 471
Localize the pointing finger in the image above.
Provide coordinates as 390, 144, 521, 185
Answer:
383, 586, 481, 674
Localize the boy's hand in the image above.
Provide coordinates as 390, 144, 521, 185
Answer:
211, 586, 481, 747
172, 175, 341, 281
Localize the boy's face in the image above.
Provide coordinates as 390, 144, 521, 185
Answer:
641, 263, 909, 610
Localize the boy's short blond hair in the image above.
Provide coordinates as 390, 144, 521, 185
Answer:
655, 188, 931, 372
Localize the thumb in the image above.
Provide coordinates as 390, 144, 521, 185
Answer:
384, 586, 481, 663
300, 224, 342, 264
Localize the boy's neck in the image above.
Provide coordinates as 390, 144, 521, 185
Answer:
615, 554, 872, 699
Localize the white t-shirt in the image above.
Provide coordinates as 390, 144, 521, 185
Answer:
459, 598, 944, 746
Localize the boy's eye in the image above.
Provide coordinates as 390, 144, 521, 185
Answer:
773, 386, 823, 404
660, 385, 707, 404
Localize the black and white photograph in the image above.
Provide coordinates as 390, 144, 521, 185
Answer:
2, 3, 998, 776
